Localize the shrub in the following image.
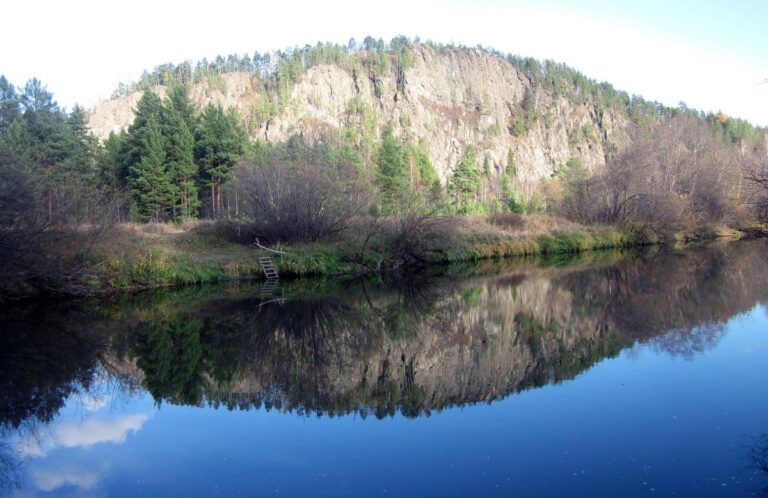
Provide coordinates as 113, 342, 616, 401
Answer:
235, 138, 373, 244
487, 212, 525, 230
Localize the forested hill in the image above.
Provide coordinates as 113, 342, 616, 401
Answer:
89, 38, 766, 199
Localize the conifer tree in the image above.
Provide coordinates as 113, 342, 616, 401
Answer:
100, 130, 130, 188
482, 155, 491, 203
375, 127, 409, 212
409, 144, 441, 199
195, 104, 247, 218
166, 85, 197, 132
0, 76, 20, 132
128, 117, 173, 221
65, 104, 99, 182
163, 105, 199, 219
127, 91, 164, 167
506, 148, 516, 177
449, 146, 481, 210
20, 79, 72, 221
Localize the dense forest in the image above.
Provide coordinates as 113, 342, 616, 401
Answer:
1, 36, 768, 295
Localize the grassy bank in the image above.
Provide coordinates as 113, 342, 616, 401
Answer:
79, 215, 752, 294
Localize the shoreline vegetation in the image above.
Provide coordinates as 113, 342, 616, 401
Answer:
20, 215, 756, 298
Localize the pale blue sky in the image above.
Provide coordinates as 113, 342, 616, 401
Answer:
2, 0, 766, 125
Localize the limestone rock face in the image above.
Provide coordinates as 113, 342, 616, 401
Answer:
88, 45, 630, 197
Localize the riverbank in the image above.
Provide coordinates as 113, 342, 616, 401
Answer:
75, 214, 754, 295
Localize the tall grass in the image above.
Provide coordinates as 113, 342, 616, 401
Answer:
84, 215, 741, 293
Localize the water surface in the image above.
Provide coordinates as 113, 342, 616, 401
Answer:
2, 241, 768, 497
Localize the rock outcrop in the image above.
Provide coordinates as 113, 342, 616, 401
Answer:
88, 45, 630, 197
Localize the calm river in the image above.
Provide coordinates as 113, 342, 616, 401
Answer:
2, 241, 768, 497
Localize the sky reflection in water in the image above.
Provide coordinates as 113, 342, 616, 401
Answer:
2, 241, 768, 497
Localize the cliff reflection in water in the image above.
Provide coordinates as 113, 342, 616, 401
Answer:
2, 240, 768, 431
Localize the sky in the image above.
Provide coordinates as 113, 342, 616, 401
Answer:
1, 0, 767, 126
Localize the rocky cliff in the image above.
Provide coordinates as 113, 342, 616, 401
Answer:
88, 44, 630, 197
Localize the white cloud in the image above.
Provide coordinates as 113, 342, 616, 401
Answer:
31, 466, 101, 492
74, 392, 111, 412
18, 412, 151, 458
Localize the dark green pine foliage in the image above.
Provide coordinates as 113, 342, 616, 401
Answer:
21, 79, 80, 221
0, 117, 40, 228
102, 91, 165, 194
100, 130, 130, 188
409, 144, 441, 197
506, 148, 516, 177
500, 148, 523, 213
128, 117, 174, 222
1, 76, 104, 226
375, 127, 409, 213
0, 76, 21, 132
166, 85, 197, 132
195, 104, 247, 218
65, 105, 99, 183
162, 105, 199, 219
127, 91, 164, 164
163, 86, 199, 218
449, 146, 481, 211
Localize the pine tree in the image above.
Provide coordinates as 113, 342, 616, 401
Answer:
65, 104, 99, 182
195, 104, 247, 218
375, 127, 409, 212
20, 79, 72, 221
409, 143, 441, 199
127, 91, 164, 167
100, 130, 131, 188
163, 105, 199, 219
166, 85, 197, 132
128, 118, 173, 221
506, 148, 516, 177
482, 155, 491, 203
0, 76, 21, 132
449, 146, 481, 211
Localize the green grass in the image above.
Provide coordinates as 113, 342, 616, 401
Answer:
84, 219, 744, 294
429, 227, 642, 264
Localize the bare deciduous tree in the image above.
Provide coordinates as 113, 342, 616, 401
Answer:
743, 148, 768, 219
233, 140, 373, 243
554, 115, 751, 229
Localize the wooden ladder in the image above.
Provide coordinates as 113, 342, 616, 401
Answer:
259, 279, 280, 297
258, 257, 279, 280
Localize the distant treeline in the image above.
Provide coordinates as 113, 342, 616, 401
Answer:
114, 36, 764, 147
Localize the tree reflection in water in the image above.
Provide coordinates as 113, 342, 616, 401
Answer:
1, 239, 768, 491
